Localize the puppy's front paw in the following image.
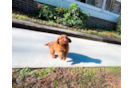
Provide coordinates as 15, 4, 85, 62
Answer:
51, 55, 56, 58
63, 57, 66, 61
59, 57, 62, 60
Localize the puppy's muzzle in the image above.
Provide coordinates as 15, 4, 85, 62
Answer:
64, 39, 67, 42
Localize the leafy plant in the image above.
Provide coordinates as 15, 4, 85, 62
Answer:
35, 67, 54, 77
34, 5, 56, 20
49, 66, 54, 71
61, 3, 90, 28
55, 6, 64, 18
29, 71, 34, 75
35, 69, 44, 76
18, 66, 29, 78
116, 16, 121, 34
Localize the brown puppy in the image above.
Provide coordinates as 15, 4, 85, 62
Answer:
44, 34, 71, 61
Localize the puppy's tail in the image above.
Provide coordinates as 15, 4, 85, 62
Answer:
44, 43, 50, 46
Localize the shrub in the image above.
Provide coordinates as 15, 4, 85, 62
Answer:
34, 3, 90, 29
61, 3, 90, 29
34, 5, 57, 20
116, 16, 121, 34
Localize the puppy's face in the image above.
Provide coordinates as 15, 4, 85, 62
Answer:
57, 35, 71, 45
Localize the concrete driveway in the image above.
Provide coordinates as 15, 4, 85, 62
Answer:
12, 27, 121, 68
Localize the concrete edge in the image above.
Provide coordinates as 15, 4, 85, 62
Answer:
12, 19, 121, 45
12, 66, 121, 68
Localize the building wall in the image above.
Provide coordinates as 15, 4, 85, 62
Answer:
86, 16, 116, 29
12, 0, 37, 13
12, 0, 117, 29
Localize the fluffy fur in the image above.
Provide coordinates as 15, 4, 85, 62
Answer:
44, 34, 71, 61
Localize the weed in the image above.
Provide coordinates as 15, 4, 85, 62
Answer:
109, 67, 117, 73
19, 71, 24, 78
29, 71, 34, 75
85, 68, 89, 74
81, 81, 86, 87
93, 68, 98, 74
88, 75, 93, 80
99, 81, 102, 84
49, 66, 54, 71
53, 81, 58, 87
12, 75, 17, 78
68, 80, 71, 85
12, 83, 16, 86
78, 79, 81, 82
110, 86, 113, 88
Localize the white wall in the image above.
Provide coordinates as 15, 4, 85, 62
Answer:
34, 0, 120, 23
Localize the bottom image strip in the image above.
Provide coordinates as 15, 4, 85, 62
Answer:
12, 67, 121, 88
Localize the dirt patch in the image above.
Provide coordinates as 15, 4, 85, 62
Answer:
12, 67, 121, 88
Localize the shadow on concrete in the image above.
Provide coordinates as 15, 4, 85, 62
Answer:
67, 52, 102, 65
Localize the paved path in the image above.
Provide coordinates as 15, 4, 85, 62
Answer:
12, 27, 121, 68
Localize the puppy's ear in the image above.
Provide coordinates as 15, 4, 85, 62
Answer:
57, 38, 60, 44
68, 38, 71, 43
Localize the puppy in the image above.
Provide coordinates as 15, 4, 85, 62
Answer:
44, 34, 71, 61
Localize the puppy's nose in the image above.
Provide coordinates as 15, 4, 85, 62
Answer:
64, 39, 67, 42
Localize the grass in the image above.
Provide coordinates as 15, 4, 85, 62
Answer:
12, 10, 121, 39
12, 67, 121, 88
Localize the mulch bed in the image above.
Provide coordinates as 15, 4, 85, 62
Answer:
12, 67, 121, 88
